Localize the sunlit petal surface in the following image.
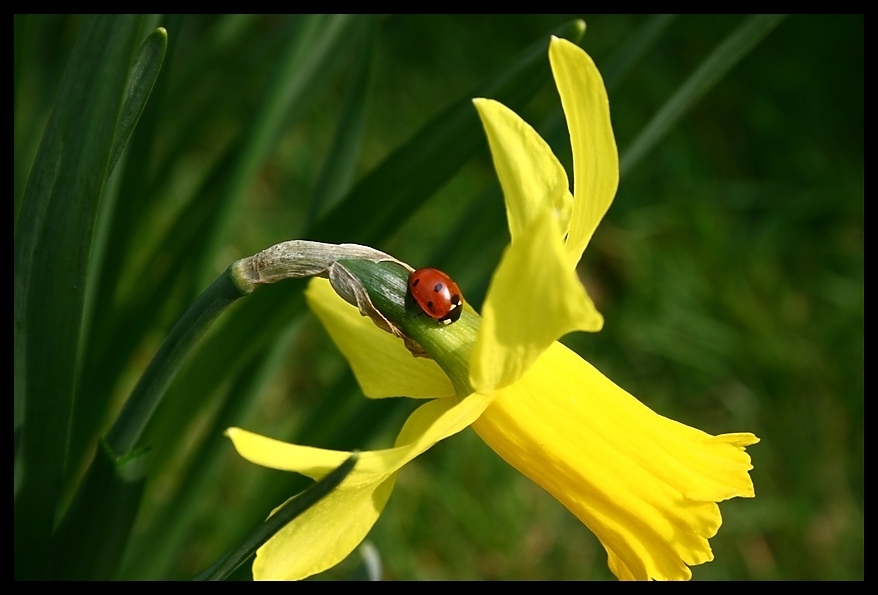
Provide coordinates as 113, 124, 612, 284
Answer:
549, 37, 619, 266
306, 278, 455, 398
471, 209, 603, 393
471, 342, 757, 580
227, 392, 494, 580
473, 97, 573, 242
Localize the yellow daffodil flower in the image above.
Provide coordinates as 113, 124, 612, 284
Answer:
227, 36, 758, 581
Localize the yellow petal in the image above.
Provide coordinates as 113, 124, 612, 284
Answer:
226, 391, 495, 580
471, 342, 757, 580
254, 469, 397, 581
306, 277, 455, 398
549, 37, 619, 266
470, 208, 603, 393
472, 97, 573, 243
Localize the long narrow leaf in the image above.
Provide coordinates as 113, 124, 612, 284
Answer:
48, 445, 149, 579
14, 15, 145, 579
602, 14, 677, 93
71, 17, 180, 473
306, 19, 376, 225
108, 27, 168, 176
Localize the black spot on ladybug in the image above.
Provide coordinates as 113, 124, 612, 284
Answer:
433, 283, 444, 293
412, 278, 420, 287
450, 295, 461, 306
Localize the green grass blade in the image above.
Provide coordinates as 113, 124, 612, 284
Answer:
306, 19, 376, 226
620, 14, 786, 174
602, 14, 676, 93
13, 15, 145, 579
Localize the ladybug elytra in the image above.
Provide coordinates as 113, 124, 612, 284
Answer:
408, 268, 463, 325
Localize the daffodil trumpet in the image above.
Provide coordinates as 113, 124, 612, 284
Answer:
227, 36, 758, 581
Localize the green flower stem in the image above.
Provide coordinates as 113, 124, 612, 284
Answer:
105, 267, 250, 457
339, 259, 479, 397
194, 453, 358, 581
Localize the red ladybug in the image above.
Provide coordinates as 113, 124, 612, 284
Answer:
408, 267, 464, 325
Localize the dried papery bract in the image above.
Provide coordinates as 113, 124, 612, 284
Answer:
231, 240, 425, 356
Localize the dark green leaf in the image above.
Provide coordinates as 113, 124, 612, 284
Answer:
108, 27, 168, 177
48, 444, 149, 580
306, 19, 377, 225
14, 15, 146, 579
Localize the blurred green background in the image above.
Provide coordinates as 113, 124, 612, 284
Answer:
14, 15, 862, 580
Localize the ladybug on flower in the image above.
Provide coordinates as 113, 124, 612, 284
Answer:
408, 268, 464, 325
